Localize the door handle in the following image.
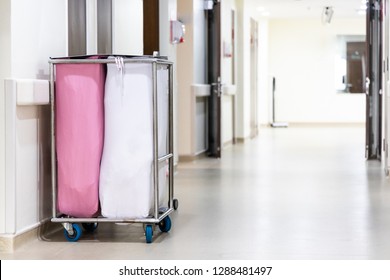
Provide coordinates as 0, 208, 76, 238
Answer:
365, 77, 370, 95
211, 78, 224, 97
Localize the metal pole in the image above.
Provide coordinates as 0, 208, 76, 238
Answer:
168, 64, 174, 209
152, 62, 159, 219
272, 77, 276, 123
49, 62, 57, 219
271, 76, 288, 128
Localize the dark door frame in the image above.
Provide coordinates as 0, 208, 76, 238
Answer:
366, 0, 383, 160
206, 1, 222, 158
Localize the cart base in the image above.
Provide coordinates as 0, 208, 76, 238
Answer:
53, 208, 174, 243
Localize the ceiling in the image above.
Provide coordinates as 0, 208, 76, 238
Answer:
252, 0, 367, 19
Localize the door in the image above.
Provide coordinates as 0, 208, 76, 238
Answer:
366, 0, 382, 160
346, 42, 365, 93
207, 1, 222, 158
143, 0, 159, 55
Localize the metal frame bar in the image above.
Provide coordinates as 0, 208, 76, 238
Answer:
152, 61, 160, 221
49, 58, 173, 65
52, 208, 174, 224
168, 63, 174, 208
49, 62, 57, 219
48, 57, 174, 226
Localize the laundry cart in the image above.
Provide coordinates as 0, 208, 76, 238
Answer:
49, 55, 177, 243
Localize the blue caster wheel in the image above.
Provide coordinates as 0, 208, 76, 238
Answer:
173, 199, 179, 210
64, 223, 82, 242
145, 225, 153, 244
82, 223, 98, 232
159, 216, 172, 232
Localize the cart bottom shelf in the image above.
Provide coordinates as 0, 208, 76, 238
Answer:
60, 216, 172, 244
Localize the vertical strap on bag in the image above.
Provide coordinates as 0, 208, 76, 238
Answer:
115, 56, 125, 100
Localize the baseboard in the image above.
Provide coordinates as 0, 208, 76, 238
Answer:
284, 122, 365, 127
0, 220, 59, 252
0, 235, 15, 253
223, 140, 233, 148
179, 151, 207, 162
0, 227, 39, 253
235, 137, 249, 144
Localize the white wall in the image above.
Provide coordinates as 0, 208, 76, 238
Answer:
221, 0, 236, 144
159, 0, 177, 58
10, 0, 67, 78
193, 0, 207, 84
4, 81, 51, 236
221, 1, 233, 86
177, 0, 196, 157
0, 0, 67, 238
257, 19, 269, 125
268, 18, 366, 124
0, 0, 12, 235
159, 0, 178, 164
236, 0, 252, 139
112, 0, 143, 55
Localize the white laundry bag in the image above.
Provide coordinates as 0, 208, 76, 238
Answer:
99, 57, 169, 219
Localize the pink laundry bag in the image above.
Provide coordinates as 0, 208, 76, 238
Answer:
55, 61, 105, 217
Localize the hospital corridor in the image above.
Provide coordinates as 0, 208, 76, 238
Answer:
2, 0, 390, 263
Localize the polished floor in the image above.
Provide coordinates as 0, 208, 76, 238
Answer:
1, 125, 390, 260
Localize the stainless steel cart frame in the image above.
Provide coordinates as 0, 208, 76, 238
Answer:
49, 56, 176, 243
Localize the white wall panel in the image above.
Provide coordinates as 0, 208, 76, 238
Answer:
11, 0, 67, 78
1, 0, 66, 236
112, 0, 143, 55
159, 0, 178, 164
0, 0, 12, 234
268, 18, 366, 123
